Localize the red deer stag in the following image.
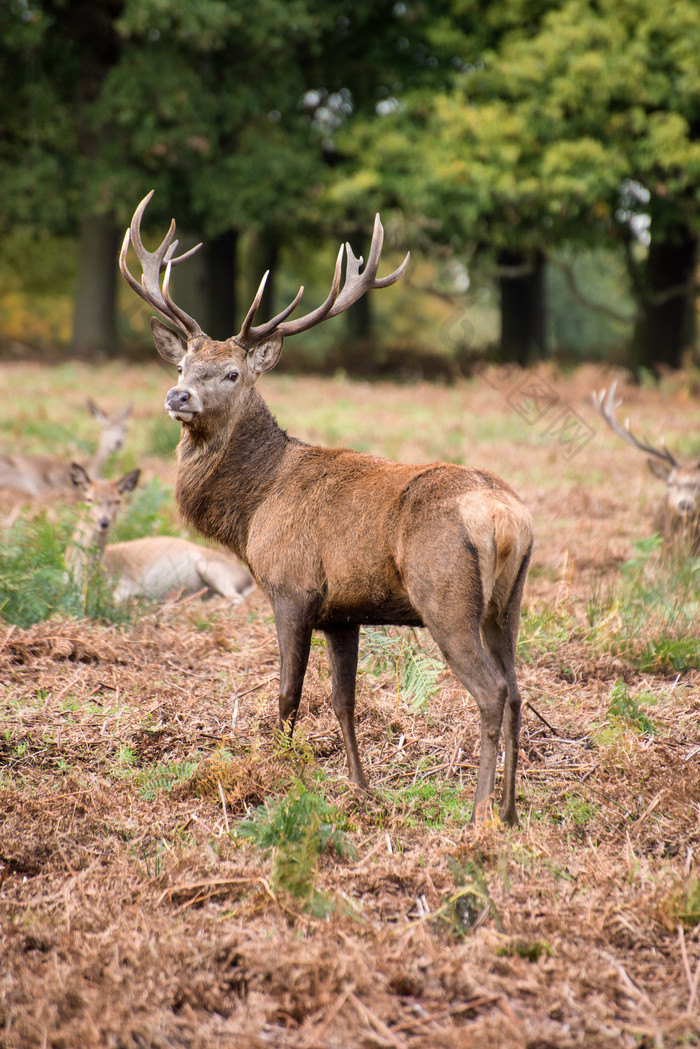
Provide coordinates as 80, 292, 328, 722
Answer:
120, 192, 534, 824
593, 382, 700, 555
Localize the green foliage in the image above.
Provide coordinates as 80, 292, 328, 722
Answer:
237, 779, 356, 909
603, 538, 700, 673
146, 416, 181, 459
133, 760, 199, 801
672, 876, 700, 929
0, 512, 82, 627
496, 938, 553, 962
110, 477, 177, 542
361, 628, 445, 711
607, 680, 657, 736
387, 781, 473, 831
547, 247, 633, 361
517, 607, 573, 662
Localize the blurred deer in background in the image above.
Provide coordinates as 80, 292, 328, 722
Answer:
593, 381, 700, 555
0, 399, 132, 497
67, 464, 255, 605
119, 191, 534, 825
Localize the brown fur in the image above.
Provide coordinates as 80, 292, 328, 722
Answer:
120, 199, 533, 823
153, 328, 533, 825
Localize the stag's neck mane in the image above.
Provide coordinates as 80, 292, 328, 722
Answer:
174, 388, 295, 561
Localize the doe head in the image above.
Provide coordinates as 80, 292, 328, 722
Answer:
70, 463, 141, 537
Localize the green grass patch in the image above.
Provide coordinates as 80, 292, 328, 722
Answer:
0, 512, 82, 627
517, 607, 573, 662
589, 537, 700, 674
606, 679, 657, 735
384, 780, 473, 831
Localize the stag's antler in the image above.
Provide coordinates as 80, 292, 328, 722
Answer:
121, 193, 410, 348
592, 381, 679, 467
119, 191, 204, 338
236, 212, 410, 347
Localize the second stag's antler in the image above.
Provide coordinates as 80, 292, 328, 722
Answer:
592, 380, 680, 468
120, 192, 411, 347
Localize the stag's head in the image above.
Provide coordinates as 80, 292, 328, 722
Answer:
649, 456, 700, 524
120, 192, 409, 435
593, 382, 700, 550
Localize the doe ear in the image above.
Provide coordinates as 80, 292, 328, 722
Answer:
117, 468, 141, 495
647, 458, 671, 482
151, 317, 187, 364
70, 462, 91, 493
247, 331, 284, 380
86, 398, 107, 424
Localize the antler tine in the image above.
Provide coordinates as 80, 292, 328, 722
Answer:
327, 213, 411, 317
238, 272, 305, 345
235, 244, 345, 345
232, 213, 409, 347
275, 244, 345, 338
593, 381, 679, 466
119, 191, 204, 338
238, 271, 270, 343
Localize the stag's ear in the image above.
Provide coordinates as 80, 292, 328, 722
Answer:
117, 468, 141, 495
151, 317, 187, 364
647, 458, 671, 481
247, 331, 284, 379
70, 463, 91, 493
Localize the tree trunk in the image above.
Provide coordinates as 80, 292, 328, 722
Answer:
630, 222, 697, 372
248, 230, 278, 324
203, 230, 239, 339
71, 213, 120, 357
498, 249, 547, 365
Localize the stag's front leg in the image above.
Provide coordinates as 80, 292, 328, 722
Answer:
324, 623, 368, 789
273, 599, 314, 738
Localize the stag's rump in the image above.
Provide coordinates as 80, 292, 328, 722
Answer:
393, 464, 533, 625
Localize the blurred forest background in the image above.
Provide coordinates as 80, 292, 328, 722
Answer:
1, 0, 699, 378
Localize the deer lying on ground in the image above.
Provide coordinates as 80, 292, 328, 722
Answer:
0, 399, 132, 497
593, 382, 700, 555
67, 464, 255, 605
119, 191, 534, 824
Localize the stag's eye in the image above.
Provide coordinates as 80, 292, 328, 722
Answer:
226, 370, 239, 382
177, 365, 183, 375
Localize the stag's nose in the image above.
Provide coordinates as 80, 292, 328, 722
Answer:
678, 498, 694, 515
166, 387, 190, 410
98, 516, 111, 531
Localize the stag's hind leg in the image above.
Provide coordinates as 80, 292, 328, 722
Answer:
481, 617, 521, 825
408, 559, 509, 822
428, 619, 509, 822
482, 544, 531, 824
